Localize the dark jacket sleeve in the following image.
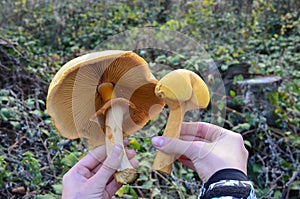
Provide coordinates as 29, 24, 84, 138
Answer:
198, 169, 257, 199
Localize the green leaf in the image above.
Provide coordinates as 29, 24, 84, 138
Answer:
217, 116, 224, 125
142, 180, 153, 189
216, 46, 227, 55
129, 139, 141, 151
269, 92, 279, 105
30, 109, 43, 117
230, 90, 236, 97
52, 184, 62, 195
0, 96, 15, 103
10, 121, 21, 129
155, 55, 166, 63
129, 188, 138, 199
244, 140, 252, 148
290, 181, 300, 190
124, 184, 130, 192
273, 191, 281, 198
232, 123, 251, 132
137, 159, 151, 168
0, 89, 10, 96
116, 185, 125, 197
252, 164, 261, 173
292, 84, 299, 92
41, 129, 50, 136
61, 153, 78, 167
151, 188, 161, 197
36, 194, 55, 199
25, 99, 35, 109
37, 99, 45, 106
217, 101, 225, 111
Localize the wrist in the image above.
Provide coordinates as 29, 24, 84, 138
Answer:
198, 169, 256, 199
204, 169, 247, 189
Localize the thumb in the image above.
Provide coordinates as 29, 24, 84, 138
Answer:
89, 144, 123, 186
152, 136, 197, 159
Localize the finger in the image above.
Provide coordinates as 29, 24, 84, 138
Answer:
126, 149, 136, 160
104, 179, 122, 198
76, 145, 106, 171
152, 136, 198, 159
179, 134, 209, 142
177, 156, 196, 170
73, 165, 94, 179
130, 159, 139, 168
90, 149, 136, 175
89, 144, 123, 186
90, 162, 103, 175
124, 139, 129, 146
181, 122, 225, 142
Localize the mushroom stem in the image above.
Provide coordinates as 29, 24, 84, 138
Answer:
152, 106, 184, 174
98, 82, 116, 102
105, 104, 137, 184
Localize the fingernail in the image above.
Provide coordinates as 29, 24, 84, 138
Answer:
152, 136, 165, 148
114, 144, 123, 152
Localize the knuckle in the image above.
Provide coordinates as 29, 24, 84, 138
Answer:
244, 147, 249, 158
188, 142, 202, 158
191, 142, 201, 152
62, 172, 71, 184
235, 133, 244, 142
234, 133, 249, 157
77, 167, 90, 177
103, 159, 118, 170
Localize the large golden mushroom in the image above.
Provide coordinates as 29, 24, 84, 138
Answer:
47, 50, 164, 184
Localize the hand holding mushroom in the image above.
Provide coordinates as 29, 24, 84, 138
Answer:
152, 69, 210, 174
47, 51, 164, 184
62, 144, 139, 199
151, 122, 248, 182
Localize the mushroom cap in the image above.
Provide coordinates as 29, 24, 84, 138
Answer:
155, 69, 210, 110
47, 50, 164, 147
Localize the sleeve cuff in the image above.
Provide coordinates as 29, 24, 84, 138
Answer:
198, 169, 256, 199
203, 169, 248, 190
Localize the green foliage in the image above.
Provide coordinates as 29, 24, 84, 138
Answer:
0, 155, 8, 187
0, 0, 300, 198
21, 151, 42, 185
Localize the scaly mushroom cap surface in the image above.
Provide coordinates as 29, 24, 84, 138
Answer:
155, 69, 210, 110
47, 50, 164, 147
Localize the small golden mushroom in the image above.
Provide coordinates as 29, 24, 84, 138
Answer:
152, 69, 210, 174
47, 50, 164, 184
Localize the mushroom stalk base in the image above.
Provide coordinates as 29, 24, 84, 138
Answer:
105, 105, 137, 184
152, 107, 184, 174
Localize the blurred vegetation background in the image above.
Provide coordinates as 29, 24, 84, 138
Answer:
0, 0, 299, 198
